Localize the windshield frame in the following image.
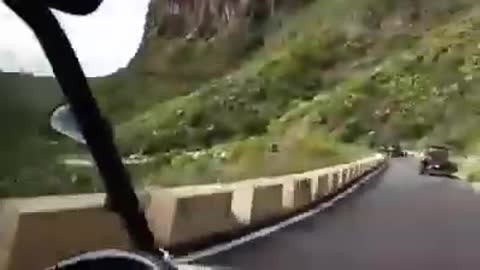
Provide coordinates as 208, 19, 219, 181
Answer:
4, 0, 162, 258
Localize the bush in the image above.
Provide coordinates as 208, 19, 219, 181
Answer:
146, 122, 362, 187
467, 170, 480, 183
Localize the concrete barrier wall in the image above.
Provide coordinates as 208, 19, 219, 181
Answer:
0, 194, 130, 270
330, 170, 341, 192
308, 172, 330, 200
146, 186, 238, 247
232, 182, 284, 225
0, 154, 386, 270
0, 201, 19, 270
282, 177, 312, 211
317, 173, 332, 198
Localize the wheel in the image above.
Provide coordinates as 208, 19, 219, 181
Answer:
419, 165, 426, 175
450, 163, 458, 174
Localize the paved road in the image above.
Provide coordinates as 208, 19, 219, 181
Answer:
194, 158, 480, 269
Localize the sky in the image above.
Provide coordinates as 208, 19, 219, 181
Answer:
0, 0, 151, 77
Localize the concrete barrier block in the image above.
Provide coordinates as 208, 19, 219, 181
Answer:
362, 164, 367, 174
0, 201, 19, 270
341, 168, 349, 187
147, 187, 237, 246
350, 165, 357, 179
359, 163, 364, 175
330, 170, 341, 192
350, 166, 358, 181
232, 183, 283, 225
345, 167, 352, 184
172, 191, 235, 245
2, 194, 130, 270
144, 188, 176, 246
283, 177, 312, 211
346, 167, 354, 183
307, 171, 331, 200
309, 174, 319, 200
316, 174, 331, 199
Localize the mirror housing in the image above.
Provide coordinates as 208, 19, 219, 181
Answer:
50, 104, 86, 144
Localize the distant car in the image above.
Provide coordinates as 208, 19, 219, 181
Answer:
419, 145, 458, 176
386, 144, 406, 158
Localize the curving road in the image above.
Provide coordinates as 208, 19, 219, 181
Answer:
193, 158, 480, 269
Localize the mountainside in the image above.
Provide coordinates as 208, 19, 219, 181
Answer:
144, 0, 306, 40
118, 0, 475, 154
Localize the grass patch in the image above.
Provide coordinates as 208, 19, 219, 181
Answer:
144, 121, 368, 187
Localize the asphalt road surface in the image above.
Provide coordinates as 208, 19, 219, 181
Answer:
194, 158, 480, 270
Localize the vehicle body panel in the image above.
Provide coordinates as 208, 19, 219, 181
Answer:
419, 146, 457, 176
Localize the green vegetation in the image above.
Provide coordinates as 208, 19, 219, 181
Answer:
4, 0, 480, 196
92, 16, 273, 123
143, 121, 367, 187
0, 72, 76, 197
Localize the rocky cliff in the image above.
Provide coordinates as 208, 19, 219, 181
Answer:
143, 0, 302, 41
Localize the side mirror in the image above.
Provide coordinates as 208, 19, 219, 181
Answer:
50, 104, 86, 144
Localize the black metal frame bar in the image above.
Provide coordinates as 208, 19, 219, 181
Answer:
4, 0, 160, 256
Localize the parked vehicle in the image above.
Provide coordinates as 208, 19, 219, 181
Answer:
386, 143, 406, 158
379, 145, 388, 154
419, 145, 458, 176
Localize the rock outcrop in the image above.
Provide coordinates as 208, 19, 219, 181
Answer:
144, 0, 296, 40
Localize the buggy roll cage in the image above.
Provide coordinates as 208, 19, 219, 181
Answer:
4, 0, 168, 261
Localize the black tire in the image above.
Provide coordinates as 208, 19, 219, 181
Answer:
419, 165, 426, 175
450, 163, 458, 174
